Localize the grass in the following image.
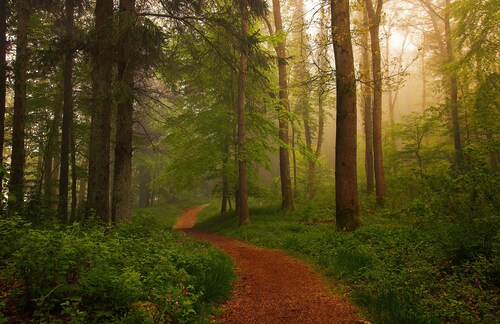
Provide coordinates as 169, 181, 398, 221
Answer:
195, 197, 499, 323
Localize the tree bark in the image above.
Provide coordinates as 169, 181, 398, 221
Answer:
294, 0, 316, 199
78, 178, 86, 206
365, 0, 386, 205
112, 0, 136, 224
51, 157, 60, 209
237, 0, 250, 225
444, 0, 462, 167
8, 0, 29, 213
70, 128, 77, 219
221, 144, 229, 213
43, 109, 61, 209
360, 9, 374, 194
386, 33, 396, 152
310, 5, 328, 199
421, 44, 426, 112
58, 0, 75, 222
87, 0, 113, 223
0, 0, 6, 201
272, 0, 295, 211
331, 0, 361, 231
138, 166, 151, 208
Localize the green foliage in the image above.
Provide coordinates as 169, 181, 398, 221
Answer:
196, 195, 499, 323
0, 207, 234, 323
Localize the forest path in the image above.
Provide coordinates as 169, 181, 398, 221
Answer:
174, 206, 362, 324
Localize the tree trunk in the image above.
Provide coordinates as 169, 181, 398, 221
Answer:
331, 0, 361, 231
304, 110, 314, 197
421, 44, 426, 112
292, 124, 297, 197
87, 0, 113, 223
8, 0, 29, 214
44, 109, 61, 209
272, 0, 295, 211
112, 0, 136, 224
0, 0, 6, 202
58, 0, 75, 222
295, 0, 316, 199
360, 9, 374, 194
78, 178, 86, 206
70, 129, 77, 219
220, 144, 229, 213
386, 34, 397, 152
311, 5, 328, 199
51, 157, 60, 209
365, 0, 386, 205
444, 1, 462, 167
149, 192, 154, 207
237, 0, 250, 225
138, 166, 151, 207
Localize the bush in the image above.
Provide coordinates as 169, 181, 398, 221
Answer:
0, 207, 234, 323
196, 197, 499, 323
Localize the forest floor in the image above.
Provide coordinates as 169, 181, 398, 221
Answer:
174, 205, 362, 324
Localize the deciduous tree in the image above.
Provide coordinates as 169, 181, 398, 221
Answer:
237, 0, 250, 225
271, 0, 295, 211
330, 0, 361, 231
365, 0, 386, 204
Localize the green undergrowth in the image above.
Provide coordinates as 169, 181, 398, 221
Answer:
0, 204, 235, 323
195, 198, 499, 323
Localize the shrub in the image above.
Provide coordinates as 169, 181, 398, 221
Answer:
196, 198, 499, 323
0, 206, 234, 323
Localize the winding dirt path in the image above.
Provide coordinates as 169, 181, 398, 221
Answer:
175, 206, 362, 324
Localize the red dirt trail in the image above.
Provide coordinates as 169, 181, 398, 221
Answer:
174, 206, 363, 324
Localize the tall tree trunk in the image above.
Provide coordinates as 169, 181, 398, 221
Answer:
70, 129, 77, 219
138, 166, 150, 207
331, 0, 361, 231
292, 126, 297, 197
272, 0, 295, 211
220, 144, 229, 213
237, 0, 250, 225
58, 0, 75, 221
78, 178, 86, 206
444, 0, 462, 167
302, 92, 314, 198
44, 109, 61, 209
87, 0, 113, 223
310, 5, 328, 199
386, 34, 396, 151
0, 0, 6, 203
295, 0, 316, 199
360, 9, 374, 194
8, 0, 29, 214
421, 43, 427, 112
112, 0, 136, 224
303, 104, 314, 197
43, 150, 52, 199
313, 92, 325, 198
51, 157, 60, 209
365, 0, 386, 205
